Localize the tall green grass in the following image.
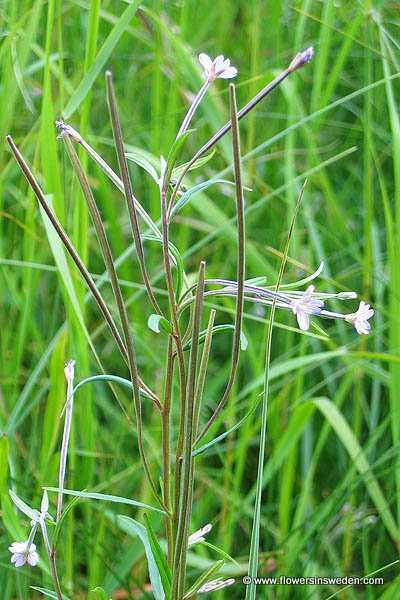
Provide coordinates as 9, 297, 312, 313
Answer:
1, 1, 399, 599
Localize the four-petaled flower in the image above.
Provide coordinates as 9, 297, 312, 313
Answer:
198, 577, 235, 594
291, 285, 324, 331
199, 54, 238, 82
346, 301, 374, 335
9, 541, 39, 568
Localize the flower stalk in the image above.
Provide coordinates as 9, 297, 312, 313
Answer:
176, 54, 238, 139
171, 261, 206, 600
57, 360, 76, 520
167, 47, 314, 217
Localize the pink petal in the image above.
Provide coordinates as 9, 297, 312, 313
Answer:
9, 542, 25, 553
27, 552, 39, 566
213, 55, 225, 69
217, 58, 231, 71
218, 67, 238, 79
296, 310, 310, 331
14, 555, 26, 567
198, 53, 212, 71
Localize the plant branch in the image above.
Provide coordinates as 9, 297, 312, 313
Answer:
106, 71, 162, 316
196, 83, 245, 443
167, 48, 313, 218
63, 135, 161, 410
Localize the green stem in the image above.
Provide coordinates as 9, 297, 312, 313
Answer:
160, 184, 188, 548
41, 520, 63, 600
171, 261, 205, 600
163, 337, 174, 564
193, 309, 216, 439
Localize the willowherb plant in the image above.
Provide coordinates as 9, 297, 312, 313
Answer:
6, 46, 373, 600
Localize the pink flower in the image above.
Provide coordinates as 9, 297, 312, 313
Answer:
9, 541, 39, 568
198, 54, 238, 82
346, 301, 374, 335
291, 285, 324, 331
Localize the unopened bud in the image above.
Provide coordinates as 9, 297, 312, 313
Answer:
289, 46, 314, 72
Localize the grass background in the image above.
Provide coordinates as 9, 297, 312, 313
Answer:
1, 0, 400, 598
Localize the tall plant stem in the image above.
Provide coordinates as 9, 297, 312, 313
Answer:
171, 261, 205, 600
160, 179, 188, 536
163, 337, 175, 564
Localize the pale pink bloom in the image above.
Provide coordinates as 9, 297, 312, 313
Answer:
188, 523, 212, 547
9, 541, 39, 568
346, 301, 374, 335
291, 285, 324, 331
198, 577, 235, 594
198, 54, 238, 82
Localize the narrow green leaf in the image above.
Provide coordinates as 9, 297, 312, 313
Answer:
52, 495, 81, 552
201, 542, 240, 566
44, 487, 166, 515
116, 515, 166, 600
70, 374, 152, 403
9, 490, 37, 520
162, 129, 193, 190
172, 149, 216, 179
63, 0, 142, 118
126, 152, 159, 183
171, 179, 244, 218
143, 513, 172, 599
30, 587, 70, 600
183, 560, 225, 599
